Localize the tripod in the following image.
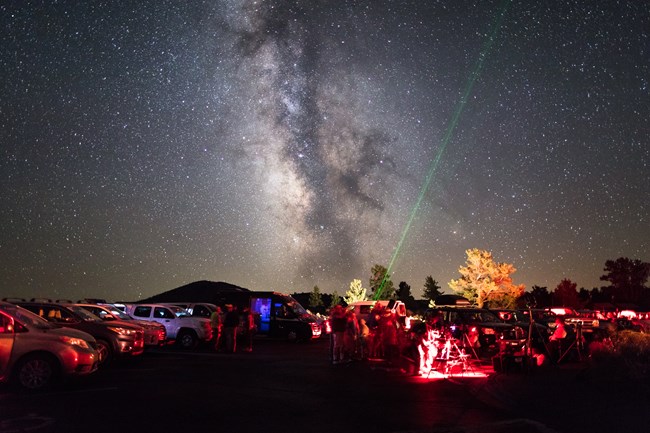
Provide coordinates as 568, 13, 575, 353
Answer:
428, 335, 473, 378
557, 323, 583, 364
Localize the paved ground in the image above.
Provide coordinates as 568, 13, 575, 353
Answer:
1, 338, 646, 433
476, 361, 650, 433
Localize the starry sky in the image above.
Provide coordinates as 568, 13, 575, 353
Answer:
1, 0, 648, 302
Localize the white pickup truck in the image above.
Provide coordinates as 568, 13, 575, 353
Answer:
125, 304, 212, 349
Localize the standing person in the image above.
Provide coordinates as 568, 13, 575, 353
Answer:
343, 310, 359, 362
210, 306, 224, 352
358, 318, 370, 360
241, 306, 255, 352
329, 305, 347, 364
380, 309, 399, 365
223, 304, 240, 353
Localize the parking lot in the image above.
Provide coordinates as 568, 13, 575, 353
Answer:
0, 337, 537, 433
4, 335, 647, 433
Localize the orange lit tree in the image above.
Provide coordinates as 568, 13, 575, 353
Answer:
449, 248, 525, 308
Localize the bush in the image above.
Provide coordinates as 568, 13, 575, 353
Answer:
589, 330, 650, 384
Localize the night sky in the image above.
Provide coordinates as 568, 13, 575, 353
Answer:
1, 0, 648, 302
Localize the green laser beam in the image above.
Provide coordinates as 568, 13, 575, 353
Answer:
373, 0, 511, 301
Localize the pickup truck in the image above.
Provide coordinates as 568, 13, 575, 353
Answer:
125, 304, 212, 349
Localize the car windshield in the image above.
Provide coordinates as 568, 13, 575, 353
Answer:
284, 296, 307, 315
464, 310, 500, 323
110, 308, 133, 320
68, 305, 102, 321
0, 304, 57, 330
168, 305, 190, 318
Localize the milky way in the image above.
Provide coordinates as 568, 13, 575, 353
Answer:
1, 0, 648, 301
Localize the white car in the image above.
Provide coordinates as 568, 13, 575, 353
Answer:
124, 304, 212, 349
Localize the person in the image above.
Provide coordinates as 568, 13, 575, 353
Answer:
343, 310, 359, 362
548, 316, 568, 362
329, 305, 347, 364
550, 316, 568, 341
223, 304, 240, 353
417, 322, 439, 375
210, 306, 224, 352
241, 306, 255, 352
379, 309, 399, 365
358, 318, 370, 360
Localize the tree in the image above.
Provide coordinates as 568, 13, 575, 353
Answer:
423, 276, 444, 302
308, 285, 324, 310
344, 279, 368, 304
330, 291, 342, 307
552, 278, 579, 308
448, 248, 525, 308
600, 257, 650, 304
369, 264, 395, 300
530, 285, 551, 308
396, 281, 415, 305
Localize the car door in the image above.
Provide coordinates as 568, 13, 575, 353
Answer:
0, 311, 16, 381
152, 306, 179, 338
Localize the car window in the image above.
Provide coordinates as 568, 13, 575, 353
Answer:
168, 306, 189, 317
154, 307, 175, 319
133, 306, 152, 318
69, 306, 101, 321
193, 305, 211, 317
0, 313, 11, 333
0, 305, 55, 330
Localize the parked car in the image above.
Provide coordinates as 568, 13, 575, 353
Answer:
157, 302, 217, 319
425, 306, 525, 358
124, 304, 212, 349
0, 301, 98, 390
13, 301, 144, 366
75, 303, 166, 348
490, 308, 551, 352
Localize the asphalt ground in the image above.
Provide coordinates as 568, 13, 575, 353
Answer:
1, 337, 645, 433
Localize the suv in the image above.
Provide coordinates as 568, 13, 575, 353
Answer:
14, 302, 144, 366
0, 302, 98, 389
76, 303, 166, 348
425, 306, 525, 358
125, 304, 212, 349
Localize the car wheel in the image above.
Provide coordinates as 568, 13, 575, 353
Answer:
96, 339, 112, 366
177, 330, 198, 349
15, 354, 58, 390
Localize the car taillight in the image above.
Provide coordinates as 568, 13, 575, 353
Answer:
482, 328, 495, 335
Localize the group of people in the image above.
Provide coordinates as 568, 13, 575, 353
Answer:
210, 304, 255, 353
329, 304, 403, 365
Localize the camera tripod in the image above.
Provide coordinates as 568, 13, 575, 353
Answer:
427, 334, 474, 378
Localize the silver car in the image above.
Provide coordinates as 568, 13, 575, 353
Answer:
0, 302, 98, 390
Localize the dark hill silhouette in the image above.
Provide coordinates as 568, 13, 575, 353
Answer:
139, 280, 249, 304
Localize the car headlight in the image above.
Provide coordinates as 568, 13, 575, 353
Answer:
108, 326, 135, 336
61, 336, 90, 348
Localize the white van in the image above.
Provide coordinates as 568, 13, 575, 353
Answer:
347, 300, 409, 329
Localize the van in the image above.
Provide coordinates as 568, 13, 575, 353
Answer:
212, 292, 321, 341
